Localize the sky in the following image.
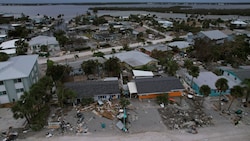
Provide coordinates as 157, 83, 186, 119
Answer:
0, 0, 249, 3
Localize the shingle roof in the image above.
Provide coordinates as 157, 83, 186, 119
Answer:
64, 80, 120, 98
135, 77, 184, 94
0, 55, 38, 81
200, 30, 228, 40
104, 50, 157, 67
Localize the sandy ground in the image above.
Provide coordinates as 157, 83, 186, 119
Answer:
1, 98, 250, 141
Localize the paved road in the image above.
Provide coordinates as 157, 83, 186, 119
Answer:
38, 27, 173, 65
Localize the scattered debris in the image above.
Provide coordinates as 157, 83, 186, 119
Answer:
158, 98, 213, 130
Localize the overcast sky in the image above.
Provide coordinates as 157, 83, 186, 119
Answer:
0, 0, 249, 3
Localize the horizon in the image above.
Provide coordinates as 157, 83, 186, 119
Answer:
0, 0, 250, 4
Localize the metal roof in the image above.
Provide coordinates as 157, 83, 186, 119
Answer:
0, 55, 38, 81
200, 30, 228, 40
140, 44, 170, 52
186, 71, 239, 89
135, 77, 184, 94
168, 41, 190, 49
29, 36, 58, 46
64, 80, 120, 99
132, 70, 154, 77
0, 39, 18, 49
0, 48, 16, 55
219, 66, 250, 81
104, 50, 157, 67
127, 82, 138, 94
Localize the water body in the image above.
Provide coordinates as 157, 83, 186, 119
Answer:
0, 3, 249, 21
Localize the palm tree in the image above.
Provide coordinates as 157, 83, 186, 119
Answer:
199, 85, 211, 105
215, 78, 229, 110
242, 79, 250, 106
165, 60, 179, 76
188, 65, 200, 90
228, 85, 243, 111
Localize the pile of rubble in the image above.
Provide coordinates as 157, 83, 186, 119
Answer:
77, 100, 121, 120
158, 99, 213, 130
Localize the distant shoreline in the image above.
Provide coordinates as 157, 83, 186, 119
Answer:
1, 2, 250, 6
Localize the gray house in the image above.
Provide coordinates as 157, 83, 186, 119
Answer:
64, 80, 120, 103
0, 55, 39, 104
197, 30, 228, 44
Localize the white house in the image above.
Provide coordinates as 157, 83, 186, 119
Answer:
28, 35, 60, 56
158, 20, 173, 28
0, 39, 19, 55
231, 20, 247, 29
0, 55, 39, 104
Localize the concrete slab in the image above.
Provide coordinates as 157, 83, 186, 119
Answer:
0, 108, 26, 132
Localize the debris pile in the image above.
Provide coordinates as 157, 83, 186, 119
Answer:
77, 100, 120, 120
158, 99, 213, 130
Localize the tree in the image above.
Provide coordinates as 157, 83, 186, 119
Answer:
156, 93, 169, 105
104, 57, 121, 77
53, 30, 69, 47
0, 52, 9, 61
40, 45, 48, 52
199, 85, 211, 105
11, 76, 53, 130
81, 97, 94, 106
228, 85, 243, 111
242, 79, 250, 106
81, 60, 100, 79
188, 65, 200, 90
93, 51, 104, 58
8, 26, 30, 38
165, 60, 179, 76
15, 39, 28, 55
56, 82, 76, 107
184, 59, 193, 70
119, 97, 130, 108
215, 78, 229, 110
46, 60, 71, 81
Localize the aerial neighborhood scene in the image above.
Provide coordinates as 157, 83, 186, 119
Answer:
0, 0, 250, 141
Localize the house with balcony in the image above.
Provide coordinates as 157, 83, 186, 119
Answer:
0, 55, 39, 104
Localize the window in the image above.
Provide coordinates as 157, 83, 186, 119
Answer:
16, 88, 24, 93
14, 78, 22, 83
0, 91, 7, 95
0, 81, 3, 85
